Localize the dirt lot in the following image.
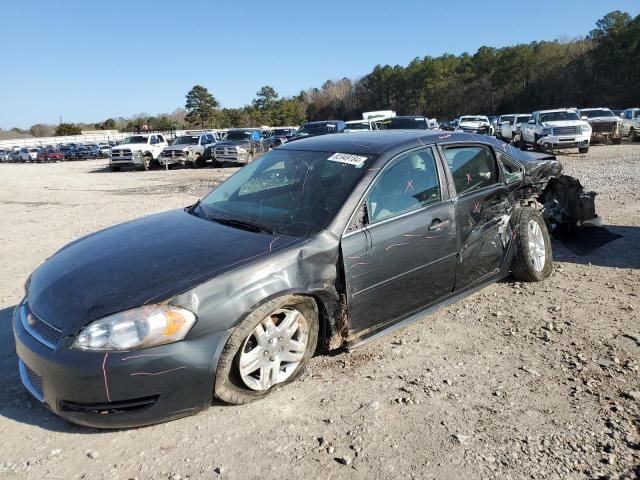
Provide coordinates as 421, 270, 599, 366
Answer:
0, 145, 639, 480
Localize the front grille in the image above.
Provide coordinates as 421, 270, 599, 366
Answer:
111, 149, 132, 158
552, 126, 580, 136
162, 150, 186, 158
19, 360, 44, 402
20, 304, 64, 349
215, 146, 238, 156
591, 122, 617, 134
60, 395, 159, 414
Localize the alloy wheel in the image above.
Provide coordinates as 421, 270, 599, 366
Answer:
528, 219, 546, 272
238, 308, 309, 391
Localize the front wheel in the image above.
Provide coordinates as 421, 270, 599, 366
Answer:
214, 295, 319, 404
140, 155, 152, 171
194, 153, 205, 168
510, 208, 553, 282
578, 147, 589, 154
629, 128, 638, 142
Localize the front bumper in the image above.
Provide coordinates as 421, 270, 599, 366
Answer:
158, 154, 192, 166
537, 134, 590, 150
13, 303, 231, 428
110, 151, 144, 167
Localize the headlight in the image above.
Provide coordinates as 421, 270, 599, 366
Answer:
237, 147, 247, 153
72, 305, 196, 351
542, 128, 551, 136
581, 125, 591, 134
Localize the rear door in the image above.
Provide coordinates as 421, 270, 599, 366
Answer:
438, 143, 512, 290
341, 146, 457, 336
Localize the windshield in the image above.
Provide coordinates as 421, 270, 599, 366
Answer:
345, 122, 370, 131
460, 116, 486, 123
122, 136, 148, 144
582, 109, 615, 118
379, 117, 428, 130
226, 131, 252, 141
298, 123, 334, 135
174, 136, 199, 145
500, 116, 515, 123
539, 111, 580, 122
273, 129, 295, 136
634, 111, 640, 118
515, 115, 531, 124
192, 149, 376, 236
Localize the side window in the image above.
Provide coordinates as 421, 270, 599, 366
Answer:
150, 136, 157, 145
367, 148, 441, 224
443, 145, 498, 195
157, 135, 165, 143
496, 151, 524, 185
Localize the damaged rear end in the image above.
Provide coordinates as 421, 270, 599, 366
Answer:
514, 151, 598, 236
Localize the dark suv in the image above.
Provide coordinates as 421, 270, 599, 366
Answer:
287, 120, 346, 143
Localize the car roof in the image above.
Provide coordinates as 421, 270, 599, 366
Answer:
536, 109, 576, 114
278, 130, 522, 156
580, 107, 610, 111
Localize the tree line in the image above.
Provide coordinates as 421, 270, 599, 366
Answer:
3, 10, 638, 138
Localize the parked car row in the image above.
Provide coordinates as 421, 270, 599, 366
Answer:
0, 142, 114, 163
440, 106, 639, 154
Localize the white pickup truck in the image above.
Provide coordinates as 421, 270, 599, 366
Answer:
620, 108, 640, 142
519, 109, 591, 154
109, 134, 168, 171
499, 114, 531, 142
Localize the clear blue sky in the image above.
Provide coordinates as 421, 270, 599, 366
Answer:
1, 0, 638, 129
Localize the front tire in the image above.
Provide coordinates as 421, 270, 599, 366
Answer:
214, 295, 319, 405
510, 208, 553, 282
578, 147, 589, 154
629, 128, 638, 142
140, 155, 152, 171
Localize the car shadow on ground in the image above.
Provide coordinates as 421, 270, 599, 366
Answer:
0, 306, 101, 433
552, 224, 640, 269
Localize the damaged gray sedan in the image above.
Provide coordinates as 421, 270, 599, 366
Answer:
14, 131, 596, 428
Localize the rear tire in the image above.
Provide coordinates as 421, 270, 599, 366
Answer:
510, 208, 553, 282
214, 295, 319, 405
578, 147, 589, 154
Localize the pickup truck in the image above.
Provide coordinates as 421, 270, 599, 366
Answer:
213, 129, 267, 165
158, 133, 218, 168
109, 134, 168, 171
499, 114, 531, 142
620, 108, 640, 142
455, 115, 493, 135
579, 108, 622, 144
519, 109, 591, 154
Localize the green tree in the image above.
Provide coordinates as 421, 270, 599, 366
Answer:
253, 85, 279, 111
54, 123, 82, 136
102, 118, 117, 130
185, 85, 219, 127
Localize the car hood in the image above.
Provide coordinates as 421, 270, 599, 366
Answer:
112, 144, 148, 151
459, 121, 489, 128
216, 140, 250, 147
27, 209, 301, 334
163, 145, 191, 152
541, 120, 588, 128
586, 117, 620, 123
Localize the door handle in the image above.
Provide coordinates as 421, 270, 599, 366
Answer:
428, 219, 451, 231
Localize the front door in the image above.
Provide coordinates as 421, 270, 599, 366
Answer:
438, 144, 512, 289
341, 146, 458, 337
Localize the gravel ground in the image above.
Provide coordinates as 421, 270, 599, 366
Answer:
0, 143, 639, 480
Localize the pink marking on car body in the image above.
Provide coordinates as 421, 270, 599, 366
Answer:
120, 353, 175, 361
385, 242, 410, 252
130, 367, 187, 377
269, 237, 280, 252
102, 352, 111, 402
466, 173, 472, 184
439, 134, 452, 140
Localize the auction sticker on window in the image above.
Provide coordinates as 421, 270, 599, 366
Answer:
327, 153, 368, 166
